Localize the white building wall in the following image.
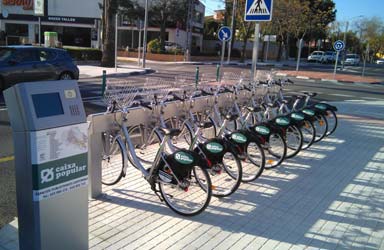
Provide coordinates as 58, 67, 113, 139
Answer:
48, 0, 102, 18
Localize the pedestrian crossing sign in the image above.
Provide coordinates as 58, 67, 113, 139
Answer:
245, 0, 273, 21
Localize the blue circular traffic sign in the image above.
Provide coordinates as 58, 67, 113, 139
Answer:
333, 40, 345, 51
218, 26, 232, 42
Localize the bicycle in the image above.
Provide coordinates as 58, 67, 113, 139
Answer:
100, 81, 212, 216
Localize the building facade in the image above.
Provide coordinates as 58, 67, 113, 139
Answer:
0, 0, 102, 47
117, 1, 205, 53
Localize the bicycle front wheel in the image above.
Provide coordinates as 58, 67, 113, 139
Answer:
325, 109, 338, 136
300, 120, 316, 150
264, 133, 287, 169
285, 124, 303, 158
210, 151, 242, 197
127, 125, 161, 166
313, 114, 328, 142
101, 133, 125, 186
242, 141, 265, 182
159, 165, 212, 216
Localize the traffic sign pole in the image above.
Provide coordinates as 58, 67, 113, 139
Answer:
220, 41, 226, 81
333, 40, 345, 78
251, 23, 260, 81
333, 51, 340, 78
296, 38, 303, 71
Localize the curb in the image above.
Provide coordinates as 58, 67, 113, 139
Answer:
80, 68, 155, 79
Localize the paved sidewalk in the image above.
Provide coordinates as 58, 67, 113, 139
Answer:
78, 65, 152, 79
1, 100, 384, 250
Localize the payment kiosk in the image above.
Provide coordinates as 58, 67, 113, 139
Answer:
4, 80, 88, 250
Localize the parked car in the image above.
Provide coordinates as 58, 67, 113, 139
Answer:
343, 54, 360, 66
307, 51, 325, 63
164, 41, 184, 52
0, 46, 79, 91
375, 58, 384, 65
320, 51, 336, 64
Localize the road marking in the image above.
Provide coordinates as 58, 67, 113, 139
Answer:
330, 94, 354, 97
0, 155, 14, 163
0, 108, 8, 111
353, 83, 373, 88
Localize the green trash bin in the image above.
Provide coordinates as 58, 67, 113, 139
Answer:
44, 31, 58, 47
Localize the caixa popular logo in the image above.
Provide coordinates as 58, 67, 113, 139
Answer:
40, 162, 87, 184
205, 142, 224, 154
231, 133, 247, 143
255, 125, 270, 135
41, 168, 54, 183
291, 113, 305, 121
276, 117, 290, 126
315, 103, 327, 110
302, 109, 315, 116
174, 152, 194, 165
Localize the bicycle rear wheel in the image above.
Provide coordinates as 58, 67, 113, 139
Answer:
101, 133, 125, 185
159, 165, 212, 216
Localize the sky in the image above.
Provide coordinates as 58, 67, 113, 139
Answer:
203, 0, 384, 22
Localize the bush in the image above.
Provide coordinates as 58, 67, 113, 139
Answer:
147, 39, 161, 53
63, 46, 102, 61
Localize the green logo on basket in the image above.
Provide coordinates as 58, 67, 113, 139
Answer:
302, 109, 315, 116
231, 133, 247, 143
255, 125, 270, 135
276, 117, 290, 126
291, 113, 305, 120
315, 103, 327, 110
174, 152, 194, 165
206, 142, 224, 153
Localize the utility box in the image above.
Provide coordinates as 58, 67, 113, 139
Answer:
4, 80, 88, 250
44, 31, 58, 47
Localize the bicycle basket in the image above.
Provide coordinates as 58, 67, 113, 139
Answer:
165, 150, 200, 179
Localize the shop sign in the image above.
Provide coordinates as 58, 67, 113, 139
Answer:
2, 0, 33, 10
34, 0, 44, 16
48, 16, 76, 23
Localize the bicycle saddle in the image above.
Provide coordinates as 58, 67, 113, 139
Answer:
198, 121, 213, 129
159, 127, 181, 137
246, 106, 263, 112
225, 113, 239, 121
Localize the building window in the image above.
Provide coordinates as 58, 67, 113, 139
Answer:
5, 23, 28, 36
194, 12, 203, 24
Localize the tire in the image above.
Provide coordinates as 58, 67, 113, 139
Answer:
241, 140, 265, 182
59, 72, 74, 80
0, 77, 9, 91
159, 165, 212, 216
284, 124, 303, 158
264, 132, 287, 169
325, 110, 338, 136
101, 133, 125, 186
164, 117, 193, 149
127, 125, 161, 166
210, 151, 242, 197
300, 120, 316, 150
313, 114, 328, 142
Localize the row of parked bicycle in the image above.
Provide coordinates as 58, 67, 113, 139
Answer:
101, 71, 338, 216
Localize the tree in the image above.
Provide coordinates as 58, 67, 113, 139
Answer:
101, 0, 119, 67
235, 0, 255, 62
204, 16, 220, 40
359, 17, 384, 61
148, 0, 188, 51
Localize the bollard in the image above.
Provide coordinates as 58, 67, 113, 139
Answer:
216, 64, 220, 82
101, 70, 107, 96
195, 66, 199, 90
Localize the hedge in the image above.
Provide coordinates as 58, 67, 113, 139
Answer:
63, 46, 102, 61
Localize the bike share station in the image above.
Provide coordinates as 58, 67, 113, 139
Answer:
4, 80, 88, 250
